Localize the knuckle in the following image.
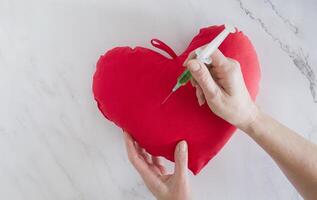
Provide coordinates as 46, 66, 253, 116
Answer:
226, 58, 240, 68
231, 59, 240, 67
196, 69, 208, 82
186, 59, 196, 68
207, 86, 220, 99
231, 60, 241, 71
129, 154, 139, 163
127, 155, 134, 163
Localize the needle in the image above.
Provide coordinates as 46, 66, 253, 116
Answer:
161, 81, 182, 104
161, 91, 173, 105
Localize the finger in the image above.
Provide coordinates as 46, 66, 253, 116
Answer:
134, 142, 142, 154
192, 78, 206, 105
135, 142, 156, 166
149, 163, 164, 176
152, 156, 162, 166
152, 156, 167, 175
135, 143, 165, 175
134, 142, 164, 175
134, 143, 148, 163
186, 59, 220, 100
174, 140, 188, 179
161, 174, 172, 182
123, 132, 148, 169
191, 78, 203, 104
190, 78, 198, 88
140, 147, 152, 164
209, 49, 230, 70
183, 50, 196, 66
195, 85, 205, 106
123, 132, 163, 189
135, 143, 164, 175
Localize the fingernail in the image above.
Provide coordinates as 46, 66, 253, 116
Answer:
189, 61, 201, 72
178, 141, 187, 152
198, 98, 203, 106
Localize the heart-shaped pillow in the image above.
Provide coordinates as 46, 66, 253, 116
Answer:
93, 25, 261, 175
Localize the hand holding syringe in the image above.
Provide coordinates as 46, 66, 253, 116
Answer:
162, 24, 236, 104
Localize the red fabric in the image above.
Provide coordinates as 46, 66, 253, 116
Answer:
93, 25, 261, 175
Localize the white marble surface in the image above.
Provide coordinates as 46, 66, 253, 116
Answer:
1, 0, 317, 199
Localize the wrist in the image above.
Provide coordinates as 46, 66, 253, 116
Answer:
237, 104, 260, 132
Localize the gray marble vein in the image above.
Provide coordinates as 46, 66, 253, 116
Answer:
264, 0, 299, 34
237, 0, 317, 102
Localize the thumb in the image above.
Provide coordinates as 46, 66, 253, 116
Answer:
174, 141, 188, 179
186, 59, 219, 99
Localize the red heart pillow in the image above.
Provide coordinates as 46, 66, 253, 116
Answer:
93, 25, 261, 175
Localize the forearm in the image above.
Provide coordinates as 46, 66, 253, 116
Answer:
241, 109, 317, 200
185, 50, 317, 198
